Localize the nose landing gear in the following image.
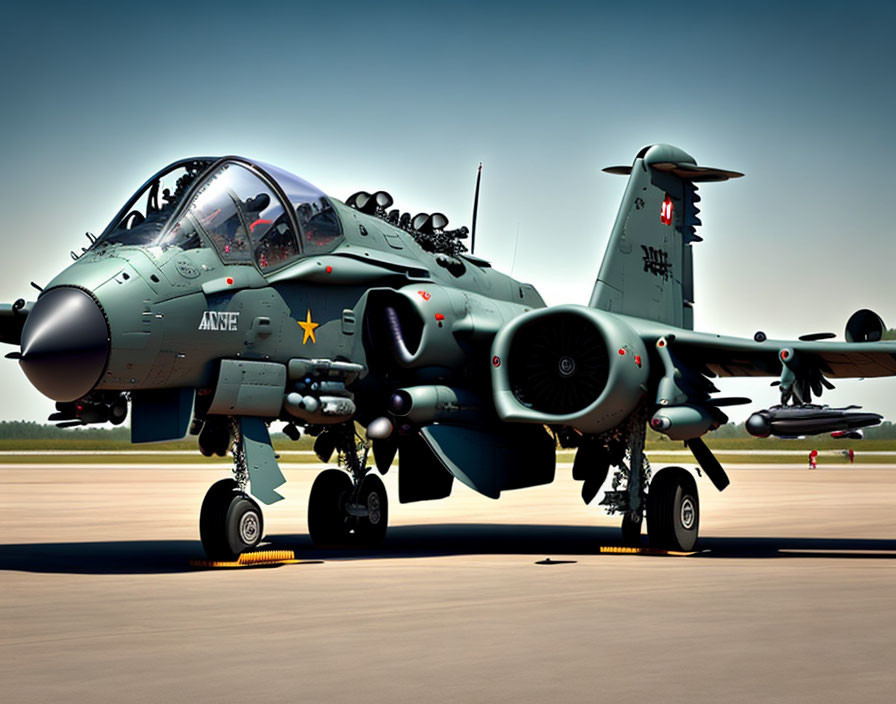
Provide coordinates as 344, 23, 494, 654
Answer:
199, 478, 264, 560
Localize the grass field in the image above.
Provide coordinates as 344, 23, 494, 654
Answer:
0, 437, 890, 465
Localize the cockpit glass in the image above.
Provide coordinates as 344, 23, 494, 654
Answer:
258, 162, 343, 255
94, 159, 214, 249
172, 162, 300, 268
92, 158, 340, 273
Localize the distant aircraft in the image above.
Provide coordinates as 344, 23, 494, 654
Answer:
1, 144, 893, 559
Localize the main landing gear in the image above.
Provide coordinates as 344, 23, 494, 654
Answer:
616, 465, 700, 552
307, 425, 389, 548
592, 409, 702, 552
646, 467, 699, 552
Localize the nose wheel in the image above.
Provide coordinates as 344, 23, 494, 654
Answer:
199, 478, 265, 560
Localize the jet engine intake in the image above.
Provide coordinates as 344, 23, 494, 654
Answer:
363, 286, 467, 371
490, 305, 649, 433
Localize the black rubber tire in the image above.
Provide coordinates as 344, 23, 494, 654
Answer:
354, 473, 389, 548
308, 469, 353, 547
200, 479, 264, 560
225, 496, 264, 556
621, 512, 642, 546
647, 467, 699, 552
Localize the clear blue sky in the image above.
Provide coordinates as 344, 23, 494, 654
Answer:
1, 0, 894, 422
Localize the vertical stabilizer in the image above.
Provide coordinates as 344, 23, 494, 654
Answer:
589, 144, 742, 329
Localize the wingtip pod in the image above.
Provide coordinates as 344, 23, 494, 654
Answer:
845, 309, 886, 343
602, 144, 743, 181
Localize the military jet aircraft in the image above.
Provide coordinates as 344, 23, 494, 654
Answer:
2, 144, 894, 559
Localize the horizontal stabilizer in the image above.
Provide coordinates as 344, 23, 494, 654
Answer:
602, 163, 743, 182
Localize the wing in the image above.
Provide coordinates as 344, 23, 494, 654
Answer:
668, 329, 896, 379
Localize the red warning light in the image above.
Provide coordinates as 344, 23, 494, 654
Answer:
781, 350, 790, 361
492, 355, 501, 367
660, 195, 673, 225
635, 355, 642, 367
435, 313, 445, 321
325, 265, 333, 274
226, 277, 234, 285
618, 348, 626, 356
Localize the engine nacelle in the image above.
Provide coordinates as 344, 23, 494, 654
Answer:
490, 305, 649, 433
363, 284, 530, 371
845, 309, 885, 343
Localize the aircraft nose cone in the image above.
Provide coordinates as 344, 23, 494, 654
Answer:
19, 287, 110, 401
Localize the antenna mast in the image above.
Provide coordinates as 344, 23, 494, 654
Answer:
470, 162, 482, 254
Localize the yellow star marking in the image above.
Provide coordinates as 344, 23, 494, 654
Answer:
298, 308, 319, 344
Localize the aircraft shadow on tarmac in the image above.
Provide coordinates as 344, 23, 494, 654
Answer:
2, 525, 896, 575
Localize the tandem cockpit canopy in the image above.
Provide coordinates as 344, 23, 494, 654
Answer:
92, 157, 343, 272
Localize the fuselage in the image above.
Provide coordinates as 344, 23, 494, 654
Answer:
19, 156, 544, 411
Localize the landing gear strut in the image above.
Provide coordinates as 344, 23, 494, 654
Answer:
598, 407, 651, 545
621, 512, 642, 545
198, 418, 272, 560
199, 478, 264, 560
307, 424, 389, 548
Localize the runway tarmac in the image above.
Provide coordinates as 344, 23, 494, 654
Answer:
2, 462, 896, 703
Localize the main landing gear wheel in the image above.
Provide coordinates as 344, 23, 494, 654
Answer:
354, 473, 388, 548
308, 469, 353, 547
646, 467, 699, 552
621, 512, 642, 546
307, 469, 390, 548
199, 478, 264, 560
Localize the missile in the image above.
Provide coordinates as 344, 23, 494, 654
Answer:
389, 385, 482, 426
746, 405, 882, 439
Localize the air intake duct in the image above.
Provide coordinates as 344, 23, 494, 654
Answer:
491, 305, 649, 433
